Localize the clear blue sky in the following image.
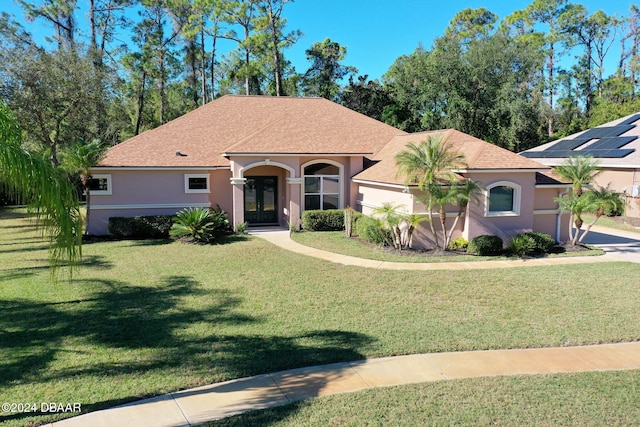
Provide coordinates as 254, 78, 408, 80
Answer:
1, 0, 635, 81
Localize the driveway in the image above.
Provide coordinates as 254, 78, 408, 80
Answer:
581, 225, 640, 263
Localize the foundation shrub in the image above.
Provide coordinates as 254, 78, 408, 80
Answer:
448, 237, 469, 251
508, 234, 537, 257
523, 232, 556, 254
468, 235, 503, 256
354, 215, 388, 246
108, 215, 174, 239
302, 209, 345, 231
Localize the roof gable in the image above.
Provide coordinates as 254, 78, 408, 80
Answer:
354, 129, 547, 186
100, 95, 405, 167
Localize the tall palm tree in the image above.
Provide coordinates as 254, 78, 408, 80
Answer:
0, 102, 81, 272
554, 156, 601, 197
395, 136, 466, 249
61, 140, 106, 235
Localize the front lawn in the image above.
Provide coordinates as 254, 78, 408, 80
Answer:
290, 230, 604, 262
1, 208, 640, 426
207, 370, 640, 426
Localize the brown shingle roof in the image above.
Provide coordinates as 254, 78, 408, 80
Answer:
99, 95, 405, 167
354, 129, 549, 186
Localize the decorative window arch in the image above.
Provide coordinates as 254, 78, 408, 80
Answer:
301, 160, 344, 211
485, 181, 521, 217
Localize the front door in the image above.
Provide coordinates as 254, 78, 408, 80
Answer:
244, 176, 278, 224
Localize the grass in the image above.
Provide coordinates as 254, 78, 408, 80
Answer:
206, 370, 640, 426
290, 230, 604, 262
1, 208, 640, 426
582, 213, 640, 233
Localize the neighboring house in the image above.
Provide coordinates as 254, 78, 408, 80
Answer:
90, 95, 570, 248
521, 113, 640, 217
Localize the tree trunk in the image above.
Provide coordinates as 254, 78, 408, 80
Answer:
547, 43, 554, 137
211, 36, 217, 99
200, 29, 207, 104
135, 70, 147, 136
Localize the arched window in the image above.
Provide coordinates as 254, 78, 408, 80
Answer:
486, 182, 521, 216
303, 161, 342, 211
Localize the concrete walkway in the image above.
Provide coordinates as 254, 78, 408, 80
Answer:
48, 226, 639, 426
51, 342, 640, 427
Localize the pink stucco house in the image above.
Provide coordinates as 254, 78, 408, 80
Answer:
90, 95, 570, 248
521, 112, 640, 217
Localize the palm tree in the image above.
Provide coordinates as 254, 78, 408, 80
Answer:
554, 156, 601, 197
402, 213, 428, 249
61, 140, 106, 235
556, 192, 591, 245
554, 156, 604, 245
372, 202, 405, 249
395, 136, 466, 249
428, 183, 457, 250
577, 187, 624, 244
0, 102, 81, 272
445, 179, 483, 249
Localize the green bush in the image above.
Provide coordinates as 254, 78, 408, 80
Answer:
448, 237, 468, 251
508, 234, 537, 257
605, 203, 624, 217
170, 206, 231, 243
468, 235, 503, 256
108, 215, 174, 239
301, 209, 344, 231
354, 215, 388, 246
523, 231, 556, 254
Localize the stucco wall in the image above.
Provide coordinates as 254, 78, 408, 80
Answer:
463, 172, 537, 243
88, 169, 230, 235
594, 168, 636, 194
356, 183, 464, 250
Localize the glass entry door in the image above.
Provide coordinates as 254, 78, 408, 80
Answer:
244, 176, 278, 224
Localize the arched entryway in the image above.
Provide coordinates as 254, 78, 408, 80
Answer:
230, 160, 301, 229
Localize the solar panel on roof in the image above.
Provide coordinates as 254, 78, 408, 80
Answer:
524, 120, 638, 158
620, 113, 640, 125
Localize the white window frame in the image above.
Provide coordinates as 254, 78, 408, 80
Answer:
485, 181, 521, 217
185, 174, 210, 194
89, 174, 112, 196
301, 160, 344, 211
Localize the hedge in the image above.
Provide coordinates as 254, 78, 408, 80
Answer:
108, 215, 174, 239
301, 209, 345, 231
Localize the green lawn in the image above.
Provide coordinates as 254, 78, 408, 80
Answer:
1, 208, 640, 426
206, 370, 640, 426
290, 230, 604, 262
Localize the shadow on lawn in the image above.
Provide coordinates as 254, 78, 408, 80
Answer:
0, 274, 373, 425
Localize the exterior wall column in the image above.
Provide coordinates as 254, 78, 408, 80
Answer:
287, 177, 302, 230
230, 177, 246, 230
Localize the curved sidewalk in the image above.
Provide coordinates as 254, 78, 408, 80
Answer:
51, 342, 640, 426
249, 227, 638, 270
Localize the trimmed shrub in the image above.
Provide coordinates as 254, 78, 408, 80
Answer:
523, 231, 556, 254
468, 235, 503, 256
354, 215, 390, 246
108, 215, 174, 239
448, 237, 469, 251
301, 209, 344, 231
